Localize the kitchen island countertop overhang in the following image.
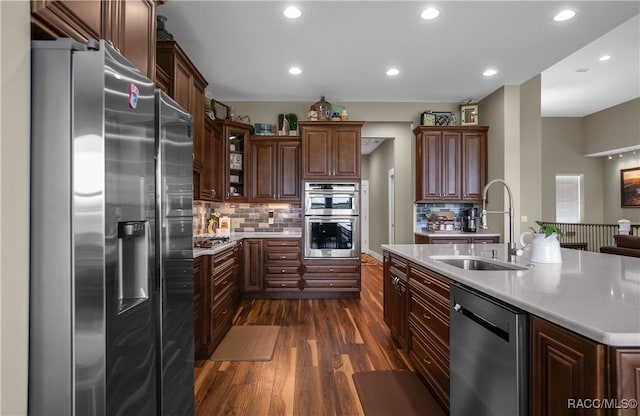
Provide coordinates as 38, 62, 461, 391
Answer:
382, 243, 640, 346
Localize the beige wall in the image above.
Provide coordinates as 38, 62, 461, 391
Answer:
541, 118, 605, 223
519, 75, 542, 231
1, 1, 30, 414
583, 98, 640, 155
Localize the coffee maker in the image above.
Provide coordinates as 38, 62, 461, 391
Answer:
462, 208, 478, 232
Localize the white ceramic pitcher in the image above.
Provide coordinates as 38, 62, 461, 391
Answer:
519, 231, 562, 263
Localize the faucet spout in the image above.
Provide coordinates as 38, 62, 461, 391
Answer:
481, 179, 522, 262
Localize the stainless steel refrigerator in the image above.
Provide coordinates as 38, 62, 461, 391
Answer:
29, 38, 194, 416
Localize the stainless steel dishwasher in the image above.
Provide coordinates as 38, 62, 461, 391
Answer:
450, 283, 529, 416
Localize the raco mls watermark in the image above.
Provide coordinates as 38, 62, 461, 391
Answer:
568, 398, 638, 410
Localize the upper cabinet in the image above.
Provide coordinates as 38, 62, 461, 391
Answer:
300, 121, 363, 181
214, 120, 252, 202
31, 0, 157, 81
414, 126, 488, 203
249, 137, 301, 203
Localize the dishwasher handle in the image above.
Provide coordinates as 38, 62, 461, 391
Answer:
453, 302, 509, 342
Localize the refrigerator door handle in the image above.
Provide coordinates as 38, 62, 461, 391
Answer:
117, 220, 150, 314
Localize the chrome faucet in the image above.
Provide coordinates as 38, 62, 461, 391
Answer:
481, 179, 523, 262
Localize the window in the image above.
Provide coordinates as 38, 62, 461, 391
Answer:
555, 175, 582, 223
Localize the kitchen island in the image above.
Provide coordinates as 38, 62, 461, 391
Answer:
382, 243, 640, 415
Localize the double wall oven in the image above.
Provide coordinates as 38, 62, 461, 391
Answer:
304, 182, 359, 258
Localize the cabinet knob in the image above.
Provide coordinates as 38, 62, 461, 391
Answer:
222, 280, 228, 285
329, 282, 334, 286
222, 309, 228, 315
281, 283, 286, 287
329, 268, 334, 272
280, 255, 286, 259
281, 269, 286, 273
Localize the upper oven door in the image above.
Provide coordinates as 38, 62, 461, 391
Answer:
304, 183, 359, 216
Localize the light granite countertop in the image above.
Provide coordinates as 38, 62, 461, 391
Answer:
382, 243, 640, 347
193, 232, 302, 258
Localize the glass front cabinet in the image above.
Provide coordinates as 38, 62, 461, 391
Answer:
214, 120, 251, 201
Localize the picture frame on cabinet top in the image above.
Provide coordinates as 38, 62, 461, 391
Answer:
461, 104, 479, 126
433, 111, 453, 126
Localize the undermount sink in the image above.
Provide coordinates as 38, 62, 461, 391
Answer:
431, 255, 529, 271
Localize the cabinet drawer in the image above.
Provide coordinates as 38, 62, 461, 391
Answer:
264, 279, 302, 290
212, 291, 234, 340
409, 286, 449, 354
266, 265, 301, 275
429, 237, 472, 244
409, 264, 451, 304
304, 264, 360, 275
265, 239, 301, 250
472, 237, 500, 244
389, 254, 408, 275
265, 251, 300, 262
304, 279, 360, 290
409, 326, 449, 410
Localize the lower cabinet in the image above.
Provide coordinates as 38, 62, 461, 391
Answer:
241, 237, 360, 298
194, 245, 240, 360
407, 262, 451, 413
383, 252, 409, 349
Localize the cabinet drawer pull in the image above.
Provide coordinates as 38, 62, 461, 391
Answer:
222, 280, 228, 285
280, 255, 286, 259
329, 268, 334, 272
424, 358, 432, 365
329, 282, 335, 286
281, 283, 286, 287
423, 313, 431, 320
281, 269, 286, 273
423, 279, 431, 285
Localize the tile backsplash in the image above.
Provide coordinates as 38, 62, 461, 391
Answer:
193, 201, 302, 235
415, 202, 479, 232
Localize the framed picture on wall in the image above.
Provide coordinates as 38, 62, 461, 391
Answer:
621, 167, 640, 208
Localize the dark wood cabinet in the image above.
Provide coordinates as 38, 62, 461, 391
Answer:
198, 117, 221, 201
383, 252, 409, 349
193, 256, 206, 358
407, 262, 451, 413
414, 126, 488, 203
156, 41, 209, 201
194, 245, 240, 360
300, 121, 363, 180
414, 234, 499, 244
302, 258, 361, 295
242, 239, 264, 293
609, 348, 640, 416
530, 316, 607, 416
263, 239, 302, 292
214, 120, 252, 202
31, 0, 157, 81
249, 137, 301, 202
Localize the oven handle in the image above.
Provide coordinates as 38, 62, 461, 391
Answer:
305, 216, 358, 222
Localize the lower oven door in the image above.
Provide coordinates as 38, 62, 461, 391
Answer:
304, 216, 359, 258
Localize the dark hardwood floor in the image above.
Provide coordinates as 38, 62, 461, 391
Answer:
194, 255, 413, 415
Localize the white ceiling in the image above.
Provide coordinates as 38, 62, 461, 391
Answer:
159, 1, 640, 117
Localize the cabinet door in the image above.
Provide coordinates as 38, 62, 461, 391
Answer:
172, 59, 193, 112
193, 257, 204, 355
199, 118, 220, 201
277, 140, 301, 201
302, 127, 332, 179
333, 126, 361, 179
106, 0, 156, 81
416, 131, 442, 201
530, 316, 607, 416
31, 0, 103, 41
251, 140, 277, 201
609, 348, 640, 416
462, 130, 487, 201
441, 132, 462, 200
242, 239, 263, 292
225, 125, 250, 201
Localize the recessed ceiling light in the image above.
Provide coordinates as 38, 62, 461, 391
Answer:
554, 10, 576, 22
599, 55, 611, 62
386, 68, 400, 76
283, 6, 302, 19
420, 7, 440, 20
288, 66, 302, 75
482, 69, 497, 77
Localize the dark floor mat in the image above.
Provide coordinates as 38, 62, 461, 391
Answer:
352, 370, 445, 416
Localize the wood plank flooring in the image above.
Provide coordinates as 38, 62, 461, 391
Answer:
194, 255, 413, 415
